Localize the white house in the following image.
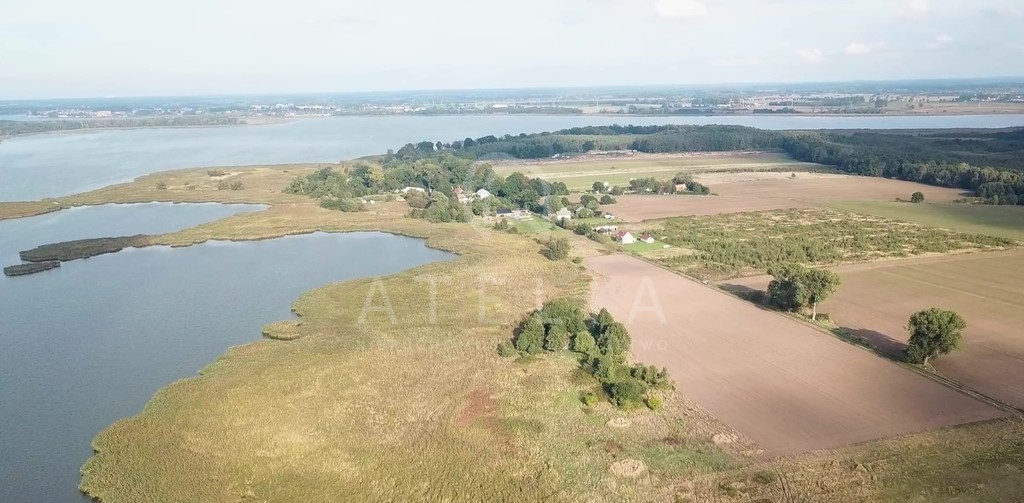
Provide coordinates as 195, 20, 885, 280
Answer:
475, 188, 493, 200
401, 186, 426, 194
616, 231, 636, 244
555, 207, 573, 221
640, 232, 656, 244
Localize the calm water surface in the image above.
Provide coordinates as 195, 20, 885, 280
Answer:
0, 205, 454, 502
2, 114, 1024, 201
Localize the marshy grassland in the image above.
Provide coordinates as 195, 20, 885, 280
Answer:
6, 165, 1023, 502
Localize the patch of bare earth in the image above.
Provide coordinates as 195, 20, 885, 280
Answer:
586, 254, 1006, 455
725, 249, 1024, 410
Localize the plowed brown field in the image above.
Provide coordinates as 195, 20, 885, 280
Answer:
587, 254, 1005, 455
724, 249, 1024, 410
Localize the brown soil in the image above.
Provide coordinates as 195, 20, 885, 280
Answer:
586, 254, 1005, 455
455, 387, 500, 430
725, 249, 1024, 410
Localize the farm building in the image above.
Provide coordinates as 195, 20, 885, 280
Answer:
596, 225, 619, 234
401, 186, 426, 194
475, 188, 493, 199
453, 187, 471, 204
555, 208, 573, 221
616, 231, 636, 244
640, 232, 655, 244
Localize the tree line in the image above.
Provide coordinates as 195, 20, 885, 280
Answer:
0, 117, 241, 137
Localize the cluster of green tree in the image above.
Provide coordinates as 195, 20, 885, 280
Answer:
769, 96, 866, 107
764, 264, 841, 321
499, 300, 670, 409
0, 117, 240, 137
407, 192, 471, 223
626, 173, 710, 195
781, 129, 1024, 205
387, 125, 783, 162
283, 167, 366, 212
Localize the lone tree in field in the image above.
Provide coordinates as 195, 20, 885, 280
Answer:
911, 191, 925, 203
905, 308, 966, 365
592, 181, 606, 193
543, 237, 571, 261
801, 268, 842, 321
765, 264, 841, 320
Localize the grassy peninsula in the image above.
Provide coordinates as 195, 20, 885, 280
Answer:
4, 130, 1022, 501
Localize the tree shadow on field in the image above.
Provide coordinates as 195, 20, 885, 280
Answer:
840, 328, 907, 359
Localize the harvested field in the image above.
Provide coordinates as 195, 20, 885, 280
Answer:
724, 249, 1024, 410
493, 152, 820, 191
604, 175, 966, 222
586, 254, 1005, 455
605, 194, 811, 221
709, 175, 965, 203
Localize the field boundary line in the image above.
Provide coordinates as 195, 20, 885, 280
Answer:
625, 252, 1024, 418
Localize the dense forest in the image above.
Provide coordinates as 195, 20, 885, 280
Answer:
781, 129, 1024, 205
0, 117, 241, 137
385, 124, 1024, 206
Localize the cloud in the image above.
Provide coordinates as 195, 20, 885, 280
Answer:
927, 34, 953, 50
654, 0, 708, 20
906, 0, 929, 14
797, 48, 824, 63
844, 41, 885, 56
845, 43, 870, 55
710, 57, 764, 67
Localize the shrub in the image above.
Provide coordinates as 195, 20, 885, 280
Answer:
645, 395, 663, 410
543, 237, 571, 261
493, 218, 510, 231
321, 198, 365, 212
606, 378, 646, 409
600, 195, 617, 205
580, 391, 600, 407
207, 169, 228, 177
155, 181, 168, 190
631, 364, 670, 388
217, 180, 230, 190
597, 322, 631, 357
496, 341, 518, 357
230, 181, 245, 191
911, 191, 925, 203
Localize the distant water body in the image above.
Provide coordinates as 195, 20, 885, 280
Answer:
2, 114, 1024, 201
0, 203, 454, 503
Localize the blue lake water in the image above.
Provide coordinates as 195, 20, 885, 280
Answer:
0, 205, 454, 503
2, 114, 1024, 201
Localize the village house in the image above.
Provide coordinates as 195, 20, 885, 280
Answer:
616, 231, 636, 244
675, 183, 688, 192
401, 186, 426, 194
453, 186, 471, 204
640, 232, 656, 244
475, 188, 493, 200
555, 207, 573, 221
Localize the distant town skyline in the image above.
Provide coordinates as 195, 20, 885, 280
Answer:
2, 0, 1023, 100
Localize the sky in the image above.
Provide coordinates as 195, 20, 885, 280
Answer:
1, 0, 1023, 99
